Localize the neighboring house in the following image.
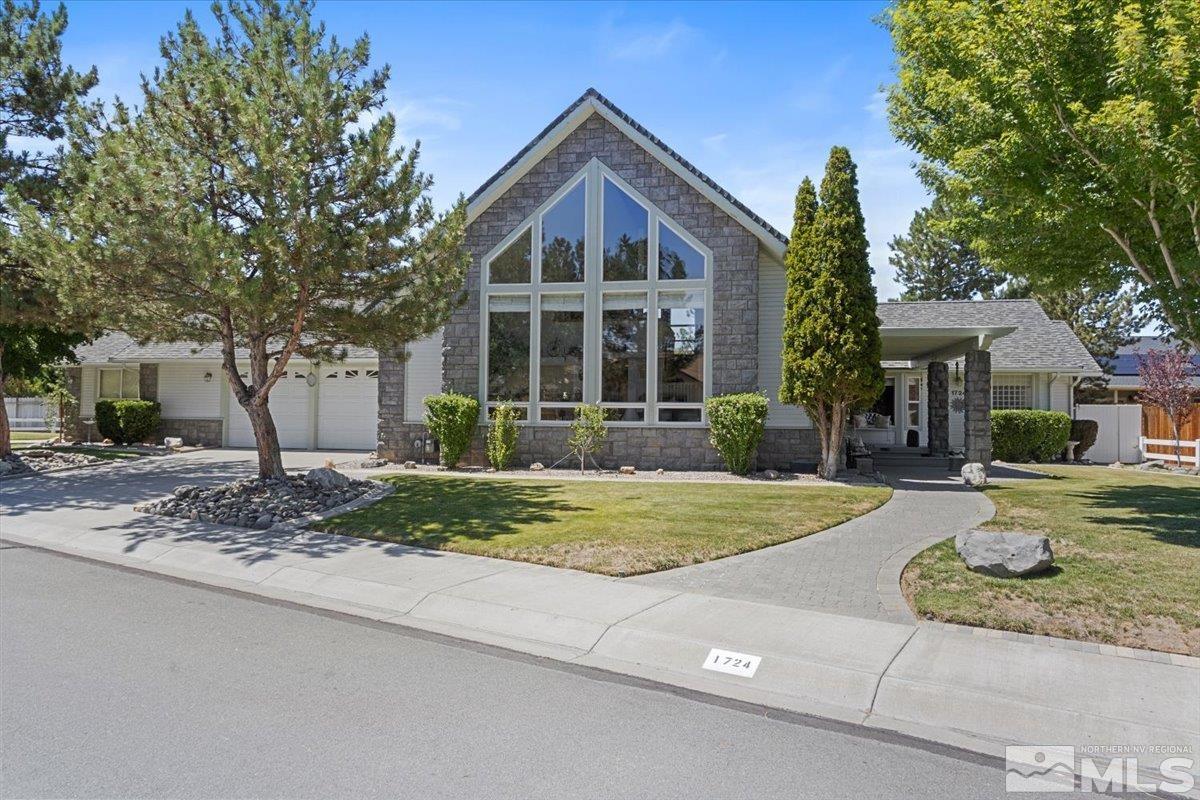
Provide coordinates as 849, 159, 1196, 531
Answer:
67, 89, 1100, 467
1100, 336, 1200, 404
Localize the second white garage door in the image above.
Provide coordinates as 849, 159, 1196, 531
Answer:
316, 366, 378, 450
227, 370, 314, 449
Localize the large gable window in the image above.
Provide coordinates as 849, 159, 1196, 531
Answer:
481, 160, 711, 425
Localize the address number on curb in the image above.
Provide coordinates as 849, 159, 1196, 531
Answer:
702, 648, 761, 678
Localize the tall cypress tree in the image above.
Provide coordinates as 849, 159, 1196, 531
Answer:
779, 147, 883, 478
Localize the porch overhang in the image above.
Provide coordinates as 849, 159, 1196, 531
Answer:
879, 325, 1016, 365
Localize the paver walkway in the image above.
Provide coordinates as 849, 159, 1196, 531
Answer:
628, 467, 995, 623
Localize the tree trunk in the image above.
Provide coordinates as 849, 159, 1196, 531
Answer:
0, 346, 10, 458
243, 399, 286, 479
824, 403, 847, 480
1172, 419, 1183, 468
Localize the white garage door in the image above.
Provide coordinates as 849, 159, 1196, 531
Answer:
227, 369, 313, 449
317, 366, 378, 450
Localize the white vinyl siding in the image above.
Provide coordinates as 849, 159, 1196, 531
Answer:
79, 366, 97, 416
757, 257, 810, 428
405, 331, 443, 422
158, 362, 222, 419
1049, 374, 1071, 414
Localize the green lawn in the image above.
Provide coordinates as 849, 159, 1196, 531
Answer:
903, 466, 1200, 655
316, 474, 891, 576
8, 431, 53, 442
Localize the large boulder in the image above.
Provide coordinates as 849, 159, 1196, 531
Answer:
955, 530, 1054, 577
304, 467, 350, 491
961, 462, 987, 486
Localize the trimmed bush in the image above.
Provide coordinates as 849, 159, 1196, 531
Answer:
568, 403, 607, 473
991, 410, 1072, 463
705, 392, 768, 475
95, 398, 161, 444
424, 392, 480, 468
486, 403, 520, 471
1070, 419, 1099, 461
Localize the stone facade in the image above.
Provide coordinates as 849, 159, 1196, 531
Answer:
963, 349, 992, 465
157, 418, 223, 447
926, 361, 949, 456
138, 363, 158, 401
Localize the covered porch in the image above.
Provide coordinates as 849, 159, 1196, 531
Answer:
854, 324, 1015, 467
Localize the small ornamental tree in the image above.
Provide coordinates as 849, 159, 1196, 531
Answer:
780, 148, 884, 478
485, 402, 519, 471
16, 1, 469, 478
1138, 347, 1198, 466
568, 403, 607, 474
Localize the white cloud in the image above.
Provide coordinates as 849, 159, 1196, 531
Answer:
357, 95, 465, 147
864, 89, 888, 121
606, 19, 697, 61
701, 132, 728, 154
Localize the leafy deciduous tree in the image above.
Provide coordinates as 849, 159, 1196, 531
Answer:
17, 0, 469, 477
886, 0, 1200, 351
0, 0, 95, 455
780, 148, 884, 479
1137, 347, 1198, 465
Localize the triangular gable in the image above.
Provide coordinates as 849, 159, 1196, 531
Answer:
466, 88, 788, 259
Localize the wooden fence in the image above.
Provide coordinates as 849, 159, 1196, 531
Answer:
1141, 403, 1200, 463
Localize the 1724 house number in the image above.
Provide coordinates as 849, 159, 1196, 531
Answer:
702, 648, 762, 678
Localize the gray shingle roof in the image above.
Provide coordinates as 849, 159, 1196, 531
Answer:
467, 88, 788, 247
877, 300, 1100, 373
74, 334, 375, 363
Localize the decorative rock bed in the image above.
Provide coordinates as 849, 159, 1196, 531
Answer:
135, 467, 374, 529
0, 449, 107, 476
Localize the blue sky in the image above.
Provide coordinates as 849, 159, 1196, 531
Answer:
59, 0, 924, 298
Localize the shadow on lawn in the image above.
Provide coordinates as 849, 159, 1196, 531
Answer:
1072, 483, 1200, 548
331, 475, 584, 549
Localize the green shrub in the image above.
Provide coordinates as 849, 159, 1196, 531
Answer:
568, 403, 607, 473
424, 392, 480, 468
1070, 418, 1099, 461
94, 398, 122, 442
990, 410, 1072, 462
94, 398, 161, 444
486, 403, 520, 471
705, 392, 768, 475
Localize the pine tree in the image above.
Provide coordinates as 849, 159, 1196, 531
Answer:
0, 0, 97, 455
16, 1, 469, 477
780, 148, 883, 478
890, 197, 1004, 301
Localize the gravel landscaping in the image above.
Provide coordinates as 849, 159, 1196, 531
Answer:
0, 450, 107, 476
135, 468, 375, 529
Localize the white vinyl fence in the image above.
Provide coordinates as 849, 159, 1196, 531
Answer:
1075, 403, 1142, 464
4, 397, 49, 430
1141, 437, 1199, 466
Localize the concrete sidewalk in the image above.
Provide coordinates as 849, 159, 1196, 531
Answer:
2, 452, 1197, 787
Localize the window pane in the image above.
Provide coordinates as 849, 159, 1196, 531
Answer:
123, 368, 140, 398
603, 407, 646, 422
658, 408, 702, 423
602, 293, 647, 403
490, 228, 531, 284
539, 407, 577, 422
540, 294, 584, 402
658, 223, 705, 280
657, 291, 704, 403
541, 181, 586, 283
99, 369, 122, 398
603, 178, 647, 281
488, 296, 530, 402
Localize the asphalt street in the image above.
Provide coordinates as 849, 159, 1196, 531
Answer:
1, 542, 1063, 799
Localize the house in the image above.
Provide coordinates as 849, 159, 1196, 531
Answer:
1099, 336, 1200, 404
66, 89, 1100, 468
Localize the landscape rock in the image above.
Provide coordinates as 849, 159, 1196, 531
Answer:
357, 457, 387, 469
1136, 461, 1164, 471
955, 530, 1054, 578
619, 465, 636, 475
1, 450, 106, 476
163, 437, 184, 448
402, 460, 417, 469
761, 469, 780, 480
961, 462, 987, 486
137, 473, 374, 530
655, 468, 664, 475
529, 462, 545, 471
304, 467, 350, 490
0, 462, 11, 475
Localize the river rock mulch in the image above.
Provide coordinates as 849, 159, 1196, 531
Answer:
0, 449, 106, 477
134, 468, 374, 530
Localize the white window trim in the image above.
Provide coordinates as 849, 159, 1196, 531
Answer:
479, 158, 714, 427
97, 365, 140, 400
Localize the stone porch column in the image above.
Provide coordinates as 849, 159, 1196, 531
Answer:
927, 361, 949, 457
376, 346, 406, 460
964, 349, 992, 466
